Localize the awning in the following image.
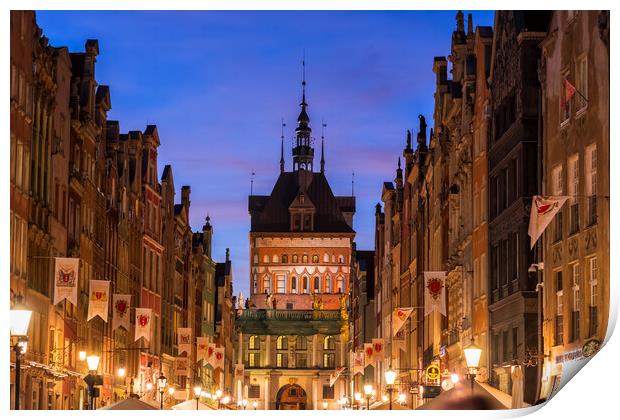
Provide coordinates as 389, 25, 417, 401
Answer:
417, 381, 509, 410
171, 399, 214, 410
99, 397, 159, 410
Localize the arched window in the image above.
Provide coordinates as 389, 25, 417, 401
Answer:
248, 336, 260, 367
296, 336, 308, 368
263, 275, 271, 294
323, 336, 335, 368
331, 254, 336, 263
302, 276, 308, 293
302, 255, 308, 263
313, 276, 320, 293
273, 254, 279, 263
249, 335, 260, 350
325, 276, 332, 293
253, 272, 258, 294
312, 255, 319, 263
277, 336, 288, 350
253, 254, 258, 264
276, 336, 288, 368
282, 254, 288, 264
263, 255, 270, 264
337, 276, 344, 294
297, 336, 307, 350
291, 277, 298, 293
338, 255, 344, 264
323, 253, 329, 263
292, 255, 299, 263
323, 335, 335, 350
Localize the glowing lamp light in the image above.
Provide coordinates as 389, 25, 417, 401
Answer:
242, 399, 248, 407
384, 369, 397, 386
10, 296, 32, 337
364, 384, 373, 396
215, 389, 223, 399
146, 382, 153, 391
168, 387, 176, 396
355, 392, 362, 402
18, 340, 28, 354
193, 385, 202, 397
322, 401, 328, 409
398, 393, 406, 404
158, 373, 167, 389
86, 355, 100, 371
451, 373, 460, 384
464, 343, 482, 371
117, 367, 126, 377
79, 351, 87, 361
253, 401, 258, 409
221, 395, 230, 405
381, 395, 388, 403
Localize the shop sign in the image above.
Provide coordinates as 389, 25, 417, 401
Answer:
426, 364, 440, 381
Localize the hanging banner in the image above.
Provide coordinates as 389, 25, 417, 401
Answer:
329, 367, 346, 387
392, 307, 414, 337
53, 257, 79, 306
372, 338, 385, 364
424, 271, 447, 316
206, 343, 217, 367
234, 363, 245, 381
87, 280, 110, 322
213, 347, 225, 370
528, 195, 569, 248
196, 337, 209, 362
393, 329, 406, 355
112, 294, 132, 332
352, 352, 365, 376
178, 328, 192, 356
134, 308, 152, 342
364, 343, 375, 367
176, 357, 189, 377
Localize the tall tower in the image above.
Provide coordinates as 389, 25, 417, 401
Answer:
292, 63, 314, 171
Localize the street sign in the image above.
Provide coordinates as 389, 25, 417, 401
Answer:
409, 386, 419, 394
426, 364, 440, 381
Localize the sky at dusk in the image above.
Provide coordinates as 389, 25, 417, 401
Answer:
36, 10, 495, 297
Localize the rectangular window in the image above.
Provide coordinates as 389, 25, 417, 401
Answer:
322, 385, 334, 400
512, 327, 518, 359
502, 330, 509, 362
586, 145, 597, 225
554, 211, 563, 242
276, 353, 288, 368
277, 275, 285, 294
575, 56, 588, 112
248, 385, 260, 399
568, 155, 580, 234
323, 353, 335, 368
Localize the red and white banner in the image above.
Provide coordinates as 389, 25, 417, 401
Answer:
372, 338, 385, 364
364, 343, 374, 367
424, 271, 447, 316
329, 367, 346, 387
175, 357, 189, 377
528, 195, 569, 248
393, 329, 406, 355
53, 257, 79, 306
134, 308, 152, 342
87, 280, 110, 322
234, 363, 244, 380
206, 343, 217, 366
392, 307, 413, 337
213, 347, 225, 370
352, 351, 364, 376
112, 294, 131, 331
196, 337, 209, 362
178, 328, 192, 356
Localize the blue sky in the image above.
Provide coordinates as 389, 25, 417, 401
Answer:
36, 10, 495, 297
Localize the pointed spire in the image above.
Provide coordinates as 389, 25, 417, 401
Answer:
320, 121, 326, 173
280, 118, 286, 173
467, 13, 473, 35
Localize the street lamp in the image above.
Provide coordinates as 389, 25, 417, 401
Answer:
398, 393, 406, 405
363, 384, 373, 410
322, 400, 328, 410
84, 355, 101, 410
193, 385, 202, 410
384, 369, 397, 410
355, 392, 362, 409
253, 401, 258, 410
10, 295, 32, 410
117, 367, 126, 378
157, 373, 167, 409
78, 351, 87, 361
464, 342, 482, 392
242, 399, 248, 410
215, 389, 223, 409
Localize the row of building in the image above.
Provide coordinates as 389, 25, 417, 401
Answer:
351, 10, 609, 407
10, 11, 236, 410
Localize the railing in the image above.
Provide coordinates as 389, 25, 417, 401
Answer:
236, 309, 341, 322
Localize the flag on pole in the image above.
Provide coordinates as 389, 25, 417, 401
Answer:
196, 337, 208, 362
424, 272, 447, 316
392, 307, 414, 337
528, 195, 569, 248
364, 343, 375, 367
134, 308, 152, 342
87, 280, 110, 322
372, 339, 385, 364
563, 78, 577, 104
112, 294, 131, 331
329, 367, 346, 387
178, 328, 192, 356
53, 257, 79, 306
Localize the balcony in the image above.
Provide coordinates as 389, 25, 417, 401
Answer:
236, 309, 342, 336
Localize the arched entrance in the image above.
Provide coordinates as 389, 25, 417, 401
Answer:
275, 384, 307, 410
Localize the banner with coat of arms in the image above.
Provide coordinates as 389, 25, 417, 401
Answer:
53, 257, 79, 306
178, 328, 192, 356
424, 271, 447, 316
528, 195, 569, 248
196, 337, 209, 362
392, 307, 413, 337
393, 329, 406, 355
372, 338, 384, 364
112, 294, 131, 331
352, 351, 364, 376
205, 343, 217, 366
87, 280, 110, 322
364, 343, 374, 367
134, 308, 152, 342
175, 357, 189, 377
234, 363, 245, 380
213, 347, 225, 370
